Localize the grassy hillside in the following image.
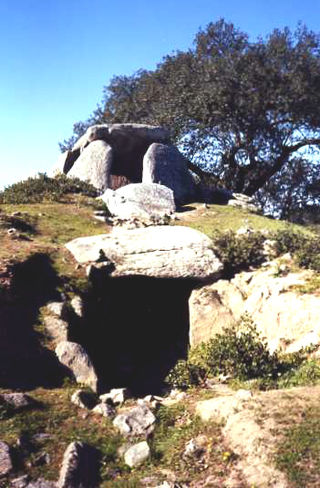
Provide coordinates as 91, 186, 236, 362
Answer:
0, 178, 320, 487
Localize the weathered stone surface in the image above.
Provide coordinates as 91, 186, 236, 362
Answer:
0, 441, 13, 476
99, 183, 175, 220
124, 441, 150, 467
189, 263, 320, 352
57, 441, 99, 488
68, 140, 113, 191
189, 280, 243, 346
55, 341, 98, 392
143, 143, 196, 204
99, 388, 129, 406
113, 405, 156, 437
196, 396, 244, 423
92, 403, 115, 418
69, 124, 171, 184
46, 301, 68, 319
70, 296, 84, 318
65, 226, 223, 281
0, 393, 36, 410
43, 316, 69, 343
72, 124, 170, 153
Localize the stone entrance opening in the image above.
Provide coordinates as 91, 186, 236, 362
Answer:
71, 276, 195, 395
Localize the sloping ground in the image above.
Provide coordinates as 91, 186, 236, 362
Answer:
0, 195, 320, 487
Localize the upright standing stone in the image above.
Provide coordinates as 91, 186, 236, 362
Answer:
57, 442, 99, 488
142, 143, 196, 204
67, 140, 113, 191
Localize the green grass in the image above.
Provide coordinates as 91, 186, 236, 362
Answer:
177, 203, 311, 237
276, 405, 320, 487
0, 387, 122, 482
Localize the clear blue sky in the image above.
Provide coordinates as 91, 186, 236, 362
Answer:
1, 0, 319, 189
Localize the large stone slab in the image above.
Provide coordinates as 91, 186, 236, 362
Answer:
142, 143, 196, 204
99, 183, 175, 219
65, 226, 223, 281
67, 140, 113, 191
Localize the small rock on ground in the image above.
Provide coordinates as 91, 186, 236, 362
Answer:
113, 405, 156, 436
124, 441, 150, 467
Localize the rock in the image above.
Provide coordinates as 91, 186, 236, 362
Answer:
137, 395, 163, 409
46, 301, 68, 319
0, 441, 13, 476
235, 389, 253, 401
0, 393, 36, 410
92, 403, 115, 418
68, 140, 113, 191
99, 183, 175, 220
55, 341, 98, 392
99, 388, 129, 406
189, 280, 243, 346
196, 396, 243, 423
70, 296, 84, 318
123, 441, 150, 467
183, 435, 207, 459
57, 441, 99, 488
66, 226, 223, 281
71, 390, 97, 410
228, 193, 260, 213
113, 405, 156, 436
68, 124, 170, 184
11, 475, 30, 488
43, 316, 69, 343
189, 265, 320, 352
142, 143, 196, 204
26, 480, 56, 488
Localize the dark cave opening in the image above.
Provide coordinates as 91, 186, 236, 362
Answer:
70, 275, 195, 396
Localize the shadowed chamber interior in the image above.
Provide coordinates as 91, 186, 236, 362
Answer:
0, 254, 66, 389
71, 276, 195, 395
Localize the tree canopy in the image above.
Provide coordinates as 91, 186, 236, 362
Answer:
60, 19, 320, 217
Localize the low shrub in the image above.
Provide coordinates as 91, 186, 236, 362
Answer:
195, 314, 281, 381
273, 229, 320, 271
0, 173, 98, 204
212, 231, 266, 276
165, 360, 205, 390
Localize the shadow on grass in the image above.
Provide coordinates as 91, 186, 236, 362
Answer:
0, 253, 67, 389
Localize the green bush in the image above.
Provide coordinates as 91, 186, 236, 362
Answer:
273, 229, 320, 271
192, 314, 281, 381
212, 231, 266, 276
165, 360, 205, 390
277, 359, 320, 388
0, 173, 98, 204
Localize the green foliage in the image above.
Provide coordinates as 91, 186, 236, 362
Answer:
212, 230, 266, 276
276, 405, 320, 486
196, 314, 281, 380
273, 229, 320, 271
165, 360, 205, 390
0, 173, 98, 204
62, 20, 320, 216
277, 359, 320, 388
